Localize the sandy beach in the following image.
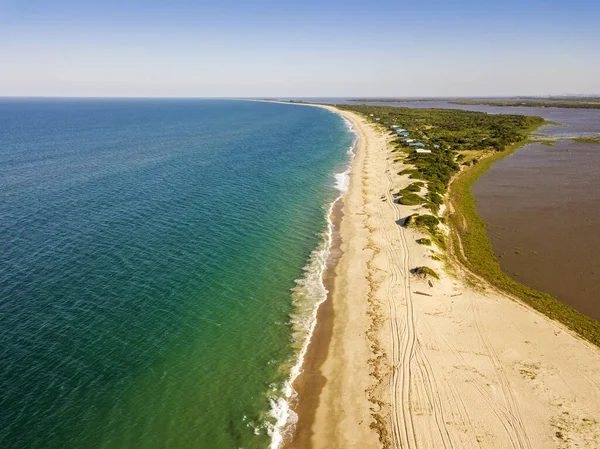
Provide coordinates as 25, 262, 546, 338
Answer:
289, 104, 600, 449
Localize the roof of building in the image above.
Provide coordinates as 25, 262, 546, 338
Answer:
416, 149, 432, 153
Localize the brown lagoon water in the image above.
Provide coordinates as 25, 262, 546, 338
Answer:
309, 98, 600, 321
472, 139, 600, 321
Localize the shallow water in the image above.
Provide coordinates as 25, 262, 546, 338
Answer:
0, 99, 354, 448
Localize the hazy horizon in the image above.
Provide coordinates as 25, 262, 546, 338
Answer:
2, 0, 599, 97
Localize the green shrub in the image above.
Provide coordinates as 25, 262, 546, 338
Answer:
412, 266, 440, 280
417, 238, 431, 245
427, 192, 444, 205
413, 214, 440, 233
402, 182, 424, 193
398, 193, 423, 206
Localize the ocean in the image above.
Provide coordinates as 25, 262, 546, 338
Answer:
0, 99, 355, 448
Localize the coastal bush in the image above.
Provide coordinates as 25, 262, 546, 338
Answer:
412, 266, 440, 280
405, 214, 445, 249
417, 238, 432, 246
424, 202, 440, 215
402, 182, 424, 193
338, 104, 545, 155
427, 192, 444, 205
399, 169, 423, 179
413, 214, 440, 233
398, 193, 423, 206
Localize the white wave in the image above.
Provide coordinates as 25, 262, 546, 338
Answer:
334, 120, 358, 193
267, 117, 358, 449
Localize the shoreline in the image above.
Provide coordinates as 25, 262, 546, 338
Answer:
267, 100, 600, 448
266, 101, 359, 448
284, 198, 343, 449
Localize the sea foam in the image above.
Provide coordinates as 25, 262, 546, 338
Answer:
267, 116, 358, 448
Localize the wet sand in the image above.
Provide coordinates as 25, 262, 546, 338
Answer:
285, 199, 343, 449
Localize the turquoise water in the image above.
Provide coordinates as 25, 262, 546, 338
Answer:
0, 99, 354, 448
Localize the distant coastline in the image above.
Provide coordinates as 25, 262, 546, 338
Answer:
347, 97, 600, 110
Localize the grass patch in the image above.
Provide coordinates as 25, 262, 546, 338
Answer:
417, 238, 432, 245
571, 136, 600, 144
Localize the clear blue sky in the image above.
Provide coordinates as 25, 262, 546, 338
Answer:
1, 0, 599, 97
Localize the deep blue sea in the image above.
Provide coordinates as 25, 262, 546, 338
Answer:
0, 99, 354, 448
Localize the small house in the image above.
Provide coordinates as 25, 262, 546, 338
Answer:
403, 138, 415, 143
416, 149, 432, 154
397, 131, 409, 137
409, 142, 426, 147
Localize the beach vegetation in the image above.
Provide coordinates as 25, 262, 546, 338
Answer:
398, 193, 424, 206
417, 238, 431, 245
449, 98, 600, 110
401, 182, 424, 193
412, 266, 440, 280
572, 136, 600, 144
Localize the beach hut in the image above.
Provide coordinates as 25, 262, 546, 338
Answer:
397, 131, 410, 137
403, 138, 415, 143
416, 149, 432, 154
409, 142, 426, 147
375, 117, 380, 121
369, 114, 374, 117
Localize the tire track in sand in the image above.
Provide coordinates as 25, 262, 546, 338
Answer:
373, 139, 456, 449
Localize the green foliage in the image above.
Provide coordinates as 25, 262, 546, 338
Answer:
451, 99, 600, 110
572, 136, 600, 144
398, 193, 424, 206
338, 104, 545, 156
402, 182, 424, 193
399, 169, 423, 179
412, 214, 440, 233
417, 238, 432, 246
427, 192, 444, 205
412, 266, 440, 280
